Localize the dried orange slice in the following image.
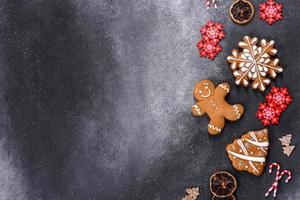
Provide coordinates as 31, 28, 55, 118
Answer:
230, 0, 255, 25
210, 171, 237, 198
212, 194, 236, 200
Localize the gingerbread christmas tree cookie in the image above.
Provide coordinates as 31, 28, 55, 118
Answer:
226, 129, 269, 176
227, 36, 282, 91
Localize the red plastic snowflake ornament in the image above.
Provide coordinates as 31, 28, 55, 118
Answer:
197, 39, 222, 60
259, 0, 283, 25
257, 86, 292, 126
200, 21, 225, 43
197, 21, 225, 60
266, 87, 292, 111
257, 103, 280, 126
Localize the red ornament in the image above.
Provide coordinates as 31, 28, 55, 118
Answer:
197, 21, 225, 60
197, 39, 222, 60
259, 0, 283, 25
200, 21, 225, 43
257, 86, 292, 126
257, 103, 280, 126
266, 86, 292, 112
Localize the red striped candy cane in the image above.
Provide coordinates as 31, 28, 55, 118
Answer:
205, 0, 217, 10
212, 0, 217, 9
265, 163, 281, 197
265, 163, 292, 198
206, 0, 210, 10
280, 170, 292, 183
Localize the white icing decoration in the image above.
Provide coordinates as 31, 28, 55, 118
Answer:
200, 83, 211, 98
192, 105, 202, 115
228, 150, 266, 162
208, 124, 221, 132
249, 131, 268, 153
233, 105, 241, 119
219, 84, 230, 93
237, 140, 259, 172
245, 139, 269, 147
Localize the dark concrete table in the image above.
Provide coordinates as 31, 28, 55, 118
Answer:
0, 0, 299, 199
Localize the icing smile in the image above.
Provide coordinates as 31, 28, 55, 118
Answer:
199, 84, 211, 97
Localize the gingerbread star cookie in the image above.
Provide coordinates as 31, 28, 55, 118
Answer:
226, 129, 269, 176
192, 80, 244, 135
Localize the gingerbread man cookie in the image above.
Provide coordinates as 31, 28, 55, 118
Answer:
192, 80, 244, 135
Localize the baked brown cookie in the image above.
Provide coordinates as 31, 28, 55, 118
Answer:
227, 36, 282, 92
192, 80, 244, 135
226, 129, 269, 176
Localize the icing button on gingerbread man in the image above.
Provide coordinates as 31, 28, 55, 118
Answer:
192, 80, 244, 135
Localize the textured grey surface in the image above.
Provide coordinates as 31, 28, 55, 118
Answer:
0, 0, 299, 199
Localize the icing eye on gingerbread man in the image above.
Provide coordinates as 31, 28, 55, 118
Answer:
194, 80, 215, 101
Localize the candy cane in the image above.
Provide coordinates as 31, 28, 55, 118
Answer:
265, 163, 281, 197
265, 163, 292, 198
206, 0, 210, 10
212, 0, 217, 9
280, 170, 292, 183
205, 0, 217, 10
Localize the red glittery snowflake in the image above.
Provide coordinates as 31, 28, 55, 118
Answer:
256, 103, 281, 126
197, 39, 222, 60
266, 87, 292, 111
200, 21, 225, 43
197, 21, 225, 60
259, 0, 283, 25
257, 86, 292, 126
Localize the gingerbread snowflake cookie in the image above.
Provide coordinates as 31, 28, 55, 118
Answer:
226, 129, 269, 176
192, 80, 244, 135
227, 36, 282, 91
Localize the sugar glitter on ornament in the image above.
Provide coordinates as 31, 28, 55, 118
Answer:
197, 21, 225, 60
197, 39, 222, 60
266, 86, 292, 111
259, 0, 283, 25
200, 21, 225, 43
256, 87, 292, 126
257, 103, 280, 126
